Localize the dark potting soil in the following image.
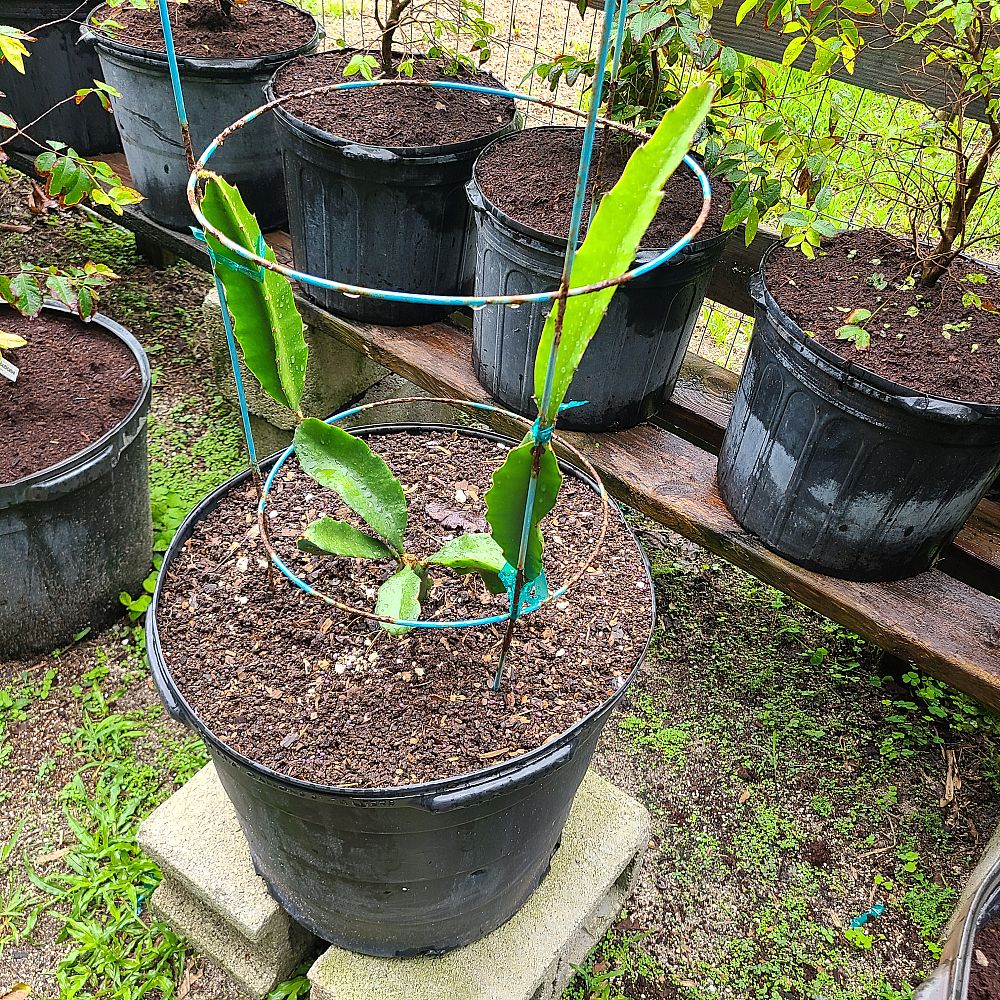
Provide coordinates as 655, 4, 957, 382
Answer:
94, 0, 315, 59
0, 310, 142, 484
157, 429, 653, 788
766, 230, 1000, 405
474, 127, 732, 248
969, 915, 1000, 1000
272, 52, 515, 148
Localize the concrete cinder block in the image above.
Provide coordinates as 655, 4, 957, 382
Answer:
307, 770, 651, 1000
199, 287, 385, 430
139, 765, 281, 943
151, 877, 312, 999
140, 764, 648, 1000
138, 765, 314, 998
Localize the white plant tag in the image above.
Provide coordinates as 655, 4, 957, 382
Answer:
0, 356, 19, 383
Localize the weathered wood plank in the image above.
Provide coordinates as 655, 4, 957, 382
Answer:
39, 152, 1000, 652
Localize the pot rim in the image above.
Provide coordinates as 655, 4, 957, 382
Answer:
469, 124, 730, 259
86, 0, 321, 70
951, 867, 1000, 998
755, 237, 1000, 424
266, 48, 519, 159
147, 422, 655, 801
0, 301, 151, 503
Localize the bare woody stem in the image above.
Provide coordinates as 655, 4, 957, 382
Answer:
376, 0, 413, 74
913, 13, 1000, 285
920, 115, 1000, 285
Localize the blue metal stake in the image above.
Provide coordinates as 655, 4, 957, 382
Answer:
493, 0, 623, 690
212, 269, 259, 470
156, 0, 261, 478
156, 0, 195, 169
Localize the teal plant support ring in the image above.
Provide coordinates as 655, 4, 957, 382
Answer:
255, 395, 612, 631
185, 82, 712, 310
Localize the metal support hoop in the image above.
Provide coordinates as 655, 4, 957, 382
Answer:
258, 397, 612, 630
186, 78, 714, 309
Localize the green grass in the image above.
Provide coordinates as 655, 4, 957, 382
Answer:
618, 693, 690, 762
565, 540, 1000, 1000
0, 627, 311, 1000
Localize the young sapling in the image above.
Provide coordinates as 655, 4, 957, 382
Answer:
342, 0, 496, 79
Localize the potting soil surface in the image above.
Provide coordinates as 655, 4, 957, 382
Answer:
766, 230, 1000, 404
273, 52, 516, 147
157, 429, 653, 788
969, 915, 1000, 1000
474, 127, 732, 248
0, 309, 143, 484
93, 0, 315, 58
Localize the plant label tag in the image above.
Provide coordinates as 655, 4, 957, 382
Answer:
0, 357, 18, 383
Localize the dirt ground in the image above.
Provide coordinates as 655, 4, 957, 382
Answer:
2, 172, 1000, 1000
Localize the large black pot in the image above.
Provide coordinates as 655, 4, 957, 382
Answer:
1, 304, 151, 657
85, 1, 320, 231
268, 58, 518, 326
0, 1, 121, 155
147, 423, 653, 956
467, 127, 728, 431
718, 242, 1000, 581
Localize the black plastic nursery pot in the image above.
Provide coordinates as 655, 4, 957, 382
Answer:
267, 65, 518, 327
146, 423, 654, 956
717, 241, 1000, 582
467, 128, 730, 432
85, 1, 320, 231
0, 1, 121, 155
0, 304, 152, 658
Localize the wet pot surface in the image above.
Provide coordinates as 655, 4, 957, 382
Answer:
469, 127, 732, 430
0, 304, 151, 657
269, 52, 518, 325
149, 424, 654, 953
718, 239, 1000, 581
0, 2, 121, 155
89, 0, 320, 230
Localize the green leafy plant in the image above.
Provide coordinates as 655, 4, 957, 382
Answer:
835, 306, 873, 350
342, 0, 496, 79
0, 14, 141, 338
197, 84, 711, 667
738, 0, 1000, 286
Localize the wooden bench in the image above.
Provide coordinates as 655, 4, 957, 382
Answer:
21, 147, 989, 713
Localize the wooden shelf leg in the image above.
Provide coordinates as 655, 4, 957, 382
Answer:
135, 232, 177, 269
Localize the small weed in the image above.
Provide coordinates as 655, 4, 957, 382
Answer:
619, 694, 689, 761
811, 794, 834, 817
564, 926, 663, 1000
267, 965, 312, 1000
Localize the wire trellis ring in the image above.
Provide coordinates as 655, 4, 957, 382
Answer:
258, 396, 611, 630
186, 77, 714, 309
